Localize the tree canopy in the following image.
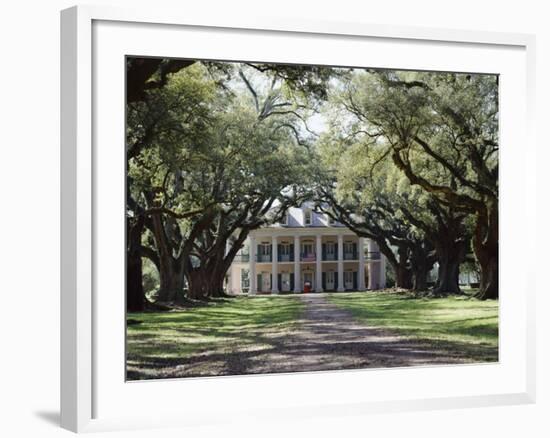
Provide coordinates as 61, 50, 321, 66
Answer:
312, 70, 498, 299
126, 58, 499, 310
127, 61, 327, 304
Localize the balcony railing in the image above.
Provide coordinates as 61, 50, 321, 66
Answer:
300, 253, 316, 262
278, 254, 294, 262
242, 251, 381, 263
233, 254, 250, 263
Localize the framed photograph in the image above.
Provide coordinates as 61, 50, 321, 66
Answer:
61, 5, 536, 433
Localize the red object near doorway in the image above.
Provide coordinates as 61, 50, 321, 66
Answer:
303, 281, 312, 293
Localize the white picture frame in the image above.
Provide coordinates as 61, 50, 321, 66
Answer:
60, 4, 536, 433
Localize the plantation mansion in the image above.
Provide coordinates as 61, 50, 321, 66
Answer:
227, 203, 387, 294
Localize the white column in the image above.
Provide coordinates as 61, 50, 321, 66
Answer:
271, 236, 278, 294
249, 235, 256, 294
337, 234, 345, 291
358, 237, 366, 290
293, 235, 300, 293
315, 234, 323, 292
368, 239, 380, 289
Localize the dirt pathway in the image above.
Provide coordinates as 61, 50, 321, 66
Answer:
233, 293, 470, 374
144, 293, 471, 379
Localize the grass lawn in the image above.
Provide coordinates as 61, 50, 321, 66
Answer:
127, 291, 498, 379
327, 290, 498, 363
127, 295, 304, 379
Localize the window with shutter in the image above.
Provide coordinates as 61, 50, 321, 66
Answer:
325, 242, 336, 260
279, 244, 291, 262
259, 244, 271, 262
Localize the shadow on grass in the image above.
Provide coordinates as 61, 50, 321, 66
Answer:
127, 293, 498, 380
327, 291, 498, 357
127, 328, 498, 380
126, 296, 305, 376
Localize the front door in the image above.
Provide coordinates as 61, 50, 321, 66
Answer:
344, 271, 354, 290
303, 272, 314, 290
261, 273, 271, 292
326, 271, 335, 290
281, 273, 291, 292
344, 242, 355, 260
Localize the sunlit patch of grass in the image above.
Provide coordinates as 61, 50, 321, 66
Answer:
327, 290, 498, 362
127, 296, 304, 375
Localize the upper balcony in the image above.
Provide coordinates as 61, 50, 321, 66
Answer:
233, 254, 250, 263
343, 251, 358, 261
278, 253, 295, 262
256, 254, 273, 263
254, 254, 297, 262
321, 251, 356, 261
242, 249, 381, 263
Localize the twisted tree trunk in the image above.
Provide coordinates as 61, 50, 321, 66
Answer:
410, 247, 434, 291
473, 201, 499, 299
186, 268, 211, 300
394, 246, 413, 289
127, 215, 145, 312
155, 254, 185, 302
434, 253, 461, 295
186, 233, 247, 299
209, 271, 227, 298
149, 213, 186, 303
433, 239, 466, 295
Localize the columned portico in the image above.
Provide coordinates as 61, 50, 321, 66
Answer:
242, 227, 385, 295
315, 235, 323, 292
249, 235, 256, 294
337, 234, 345, 291
271, 236, 279, 294
293, 235, 300, 293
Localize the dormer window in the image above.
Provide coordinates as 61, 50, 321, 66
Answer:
304, 210, 312, 226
